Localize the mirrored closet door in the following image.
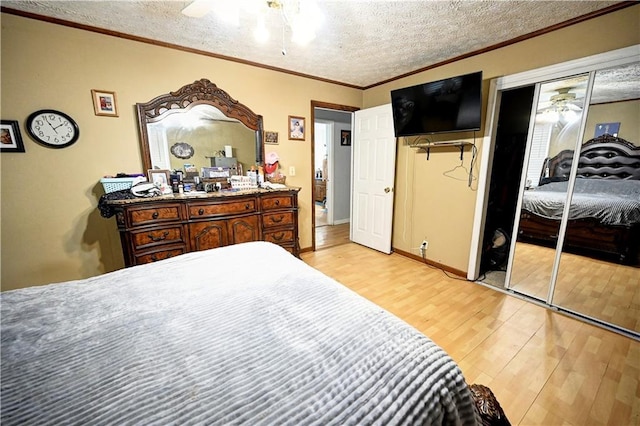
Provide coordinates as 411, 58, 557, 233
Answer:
476, 47, 640, 339
507, 74, 590, 302
552, 63, 640, 334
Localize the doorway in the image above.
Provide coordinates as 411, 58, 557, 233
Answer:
311, 102, 358, 251
479, 85, 535, 288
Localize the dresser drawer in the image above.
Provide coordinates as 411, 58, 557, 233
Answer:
128, 204, 181, 227
263, 229, 294, 244
278, 244, 297, 255
134, 246, 186, 265
261, 195, 294, 211
131, 226, 185, 250
262, 211, 295, 228
188, 199, 257, 218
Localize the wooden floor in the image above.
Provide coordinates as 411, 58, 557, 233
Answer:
315, 203, 350, 250
508, 242, 640, 334
301, 243, 640, 426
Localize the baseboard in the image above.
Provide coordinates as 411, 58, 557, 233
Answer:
332, 218, 350, 225
393, 247, 467, 279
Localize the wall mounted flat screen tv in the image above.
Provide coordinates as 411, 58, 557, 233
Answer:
391, 71, 482, 137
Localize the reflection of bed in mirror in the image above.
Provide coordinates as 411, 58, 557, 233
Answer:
518, 134, 640, 265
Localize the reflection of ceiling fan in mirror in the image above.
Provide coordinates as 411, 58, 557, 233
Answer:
548, 87, 581, 111
538, 87, 582, 123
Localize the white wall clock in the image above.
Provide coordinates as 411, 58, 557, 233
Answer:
26, 109, 79, 148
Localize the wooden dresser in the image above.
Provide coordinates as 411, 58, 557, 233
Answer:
103, 188, 300, 266
314, 179, 326, 203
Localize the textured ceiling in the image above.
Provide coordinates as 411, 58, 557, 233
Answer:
1, 0, 628, 88
534, 62, 640, 109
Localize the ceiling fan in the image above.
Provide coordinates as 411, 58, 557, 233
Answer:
182, 1, 288, 18
181, 0, 322, 48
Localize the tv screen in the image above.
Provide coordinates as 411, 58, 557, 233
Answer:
391, 71, 482, 137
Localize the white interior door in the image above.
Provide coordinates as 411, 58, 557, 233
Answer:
351, 104, 396, 254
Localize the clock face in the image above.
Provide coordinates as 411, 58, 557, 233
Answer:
26, 109, 79, 148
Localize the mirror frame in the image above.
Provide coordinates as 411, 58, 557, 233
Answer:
136, 78, 264, 172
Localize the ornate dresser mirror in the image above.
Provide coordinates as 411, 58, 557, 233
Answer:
136, 79, 264, 173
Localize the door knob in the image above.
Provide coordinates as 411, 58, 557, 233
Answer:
384, 187, 392, 193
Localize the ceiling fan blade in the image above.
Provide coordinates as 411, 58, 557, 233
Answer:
181, 0, 213, 18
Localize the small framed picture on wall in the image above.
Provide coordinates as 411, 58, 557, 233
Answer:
288, 116, 305, 140
0, 120, 26, 153
341, 130, 352, 146
594, 122, 620, 138
91, 89, 119, 117
265, 131, 279, 144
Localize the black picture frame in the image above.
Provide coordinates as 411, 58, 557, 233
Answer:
341, 130, 352, 146
1, 120, 26, 153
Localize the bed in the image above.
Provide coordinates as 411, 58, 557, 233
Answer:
518, 134, 640, 265
1, 242, 508, 425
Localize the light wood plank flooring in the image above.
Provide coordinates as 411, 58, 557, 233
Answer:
315, 202, 328, 227
315, 203, 350, 250
301, 243, 640, 426
315, 223, 350, 250
488, 242, 640, 334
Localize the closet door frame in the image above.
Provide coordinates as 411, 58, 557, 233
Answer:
468, 44, 640, 281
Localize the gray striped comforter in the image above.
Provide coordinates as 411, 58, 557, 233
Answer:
523, 179, 640, 226
1, 242, 480, 425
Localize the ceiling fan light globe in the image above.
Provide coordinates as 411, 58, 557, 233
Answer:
215, 2, 241, 26
542, 110, 560, 123
291, 23, 316, 45
561, 109, 579, 123
254, 15, 270, 43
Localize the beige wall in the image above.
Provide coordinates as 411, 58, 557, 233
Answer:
0, 14, 361, 290
583, 100, 640, 145
2, 6, 639, 290
363, 5, 640, 273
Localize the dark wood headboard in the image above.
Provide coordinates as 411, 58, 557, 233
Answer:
541, 134, 640, 183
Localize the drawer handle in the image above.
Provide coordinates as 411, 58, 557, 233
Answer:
198, 208, 204, 215
151, 252, 173, 262
152, 211, 159, 219
275, 200, 280, 206
245, 204, 250, 210
148, 231, 169, 242
272, 232, 285, 241
271, 215, 284, 223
